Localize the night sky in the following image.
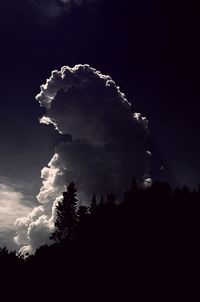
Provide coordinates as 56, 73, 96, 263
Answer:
0, 0, 199, 249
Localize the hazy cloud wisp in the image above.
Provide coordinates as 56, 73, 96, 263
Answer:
0, 183, 32, 251
28, 0, 94, 19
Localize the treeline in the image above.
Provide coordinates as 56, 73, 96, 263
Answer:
1, 179, 200, 299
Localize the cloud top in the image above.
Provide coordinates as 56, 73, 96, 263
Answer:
37, 64, 148, 141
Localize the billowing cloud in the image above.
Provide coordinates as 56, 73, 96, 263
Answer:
15, 196, 61, 255
0, 183, 32, 251
15, 64, 151, 254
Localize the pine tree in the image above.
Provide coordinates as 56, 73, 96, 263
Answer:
124, 177, 138, 203
51, 182, 78, 243
77, 206, 88, 222
100, 194, 104, 206
89, 194, 98, 214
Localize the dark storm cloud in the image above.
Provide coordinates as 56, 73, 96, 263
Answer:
15, 64, 151, 254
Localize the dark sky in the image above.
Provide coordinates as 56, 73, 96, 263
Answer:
0, 0, 199, 198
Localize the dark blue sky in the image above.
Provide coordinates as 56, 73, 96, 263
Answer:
0, 0, 199, 200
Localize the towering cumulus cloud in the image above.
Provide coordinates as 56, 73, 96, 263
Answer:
15, 64, 151, 254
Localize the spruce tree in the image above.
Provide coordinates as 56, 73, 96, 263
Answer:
100, 194, 104, 206
77, 206, 88, 222
124, 177, 138, 203
51, 182, 78, 243
89, 194, 97, 214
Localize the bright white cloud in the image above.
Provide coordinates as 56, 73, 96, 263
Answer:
16, 64, 151, 254
15, 196, 61, 255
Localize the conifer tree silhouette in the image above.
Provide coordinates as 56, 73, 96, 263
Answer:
100, 194, 104, 205
89, 194, 98, 214
78, 205, 88, 222
124, 177, 138, 203
51, 182, 78, 243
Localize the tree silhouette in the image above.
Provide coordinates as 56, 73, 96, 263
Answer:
100, 194, 104, 206
78, 205, 88, 222
89, 194, 97, 214
0, 178, 199, 299
124, 176, 139, 203
51, 182, 78, 243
